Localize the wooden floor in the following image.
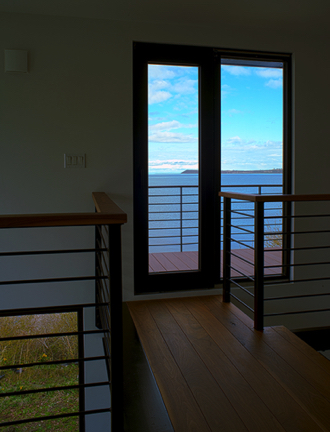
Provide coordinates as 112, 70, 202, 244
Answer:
128, 295, 330, 432
149, 248, 282, 277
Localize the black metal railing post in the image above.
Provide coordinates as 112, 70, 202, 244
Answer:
180, 187, 183, 252
108, 224, 124, 432
223, 197, 232, 302
95, 220, 102, 329
254, 201, 265, 330
78, 308, 86, 432
283, 200, 292, 280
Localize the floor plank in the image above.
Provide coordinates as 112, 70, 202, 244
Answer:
146, 300, 248, 432
160, 252, 193, 271
127, 296, 328, 432
151, 253, 178, 272
149, 248, 282, 276
149, 254, 167, 272
201, 296, 330, 430
123, 304, 174, 432
189, 297, 324, 432
272, 326, 330, 374
127, 301, 212, 432
183, 251, 198, 264
172, 252, 198, 269
165, 299, 284, 432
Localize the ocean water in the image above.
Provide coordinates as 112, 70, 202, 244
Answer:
148, 173, 283, 252
149, 172, 282, 190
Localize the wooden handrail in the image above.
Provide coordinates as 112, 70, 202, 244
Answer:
219, 192, 330, 203
0, 193, 127, 228
92, 192, 126, 216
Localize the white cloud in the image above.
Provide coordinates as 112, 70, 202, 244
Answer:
148, 90, 172, 105
149, 120, 197, 132
226, 136, 243, 145
149, 159, 198, 172
148, 76, 197, 105
264, 140, 282, 147
150, 120, 181, 131
149, 79, 169, 91
148, 66, 177, 80
254, 68, 283, 89
149, 131, 197, 143
172, 79, 198, 95
150, 159, 198, 166
265, 79, 282, 89
255, 68, 282, 79
222, 65, 251, 76
224, 137, 282, 149
148, 80, 172, 104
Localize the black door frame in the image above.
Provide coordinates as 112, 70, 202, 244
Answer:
133, 42, 292, 294
133, 42, 220, 294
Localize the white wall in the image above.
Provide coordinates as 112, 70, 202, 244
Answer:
1, 8, 330, 431
1, 11, 330, 299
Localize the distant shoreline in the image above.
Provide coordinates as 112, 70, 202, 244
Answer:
181, 169, 283, 174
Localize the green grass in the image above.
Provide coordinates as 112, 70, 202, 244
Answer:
0, 313, 79, 431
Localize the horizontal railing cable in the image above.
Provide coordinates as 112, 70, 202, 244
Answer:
266, 276, 330, 285
228, 238, 254, 249
230, 251, 255, 267
0, 381, 110, 398
264, 261, 330, 268
230, 293, 254, 312
0, 356, 107, 371
0, 328, 109, 343
0, 248, 107, 257
231, 224, 254, 234
0, 408, 112, 428
0, 275, 106, 286
229, 276, 255, 294
0, 302, 110, 317
265, 292, 330, 301
265, 308, 330, 317
231, 211, 255, 218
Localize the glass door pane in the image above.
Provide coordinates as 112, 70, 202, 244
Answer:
220, 59, 284, 278
148, 64, 199, 273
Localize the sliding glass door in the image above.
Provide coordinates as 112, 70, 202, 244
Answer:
220, 58, 287, 279
133, 43, 291, 294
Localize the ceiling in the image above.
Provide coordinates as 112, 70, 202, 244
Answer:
0, 0, 329, 27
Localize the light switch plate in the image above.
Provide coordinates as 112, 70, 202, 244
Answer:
64, 154, 86, 168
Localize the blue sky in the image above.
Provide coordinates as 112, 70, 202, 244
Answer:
148, 63, 283, 173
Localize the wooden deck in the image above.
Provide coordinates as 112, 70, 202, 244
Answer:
149, 248, 282, 277
128, 295, 330, 432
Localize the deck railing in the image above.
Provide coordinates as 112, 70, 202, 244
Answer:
0, 193, 126, 431
220, 191, 330, 330
149, 183, 282, 253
